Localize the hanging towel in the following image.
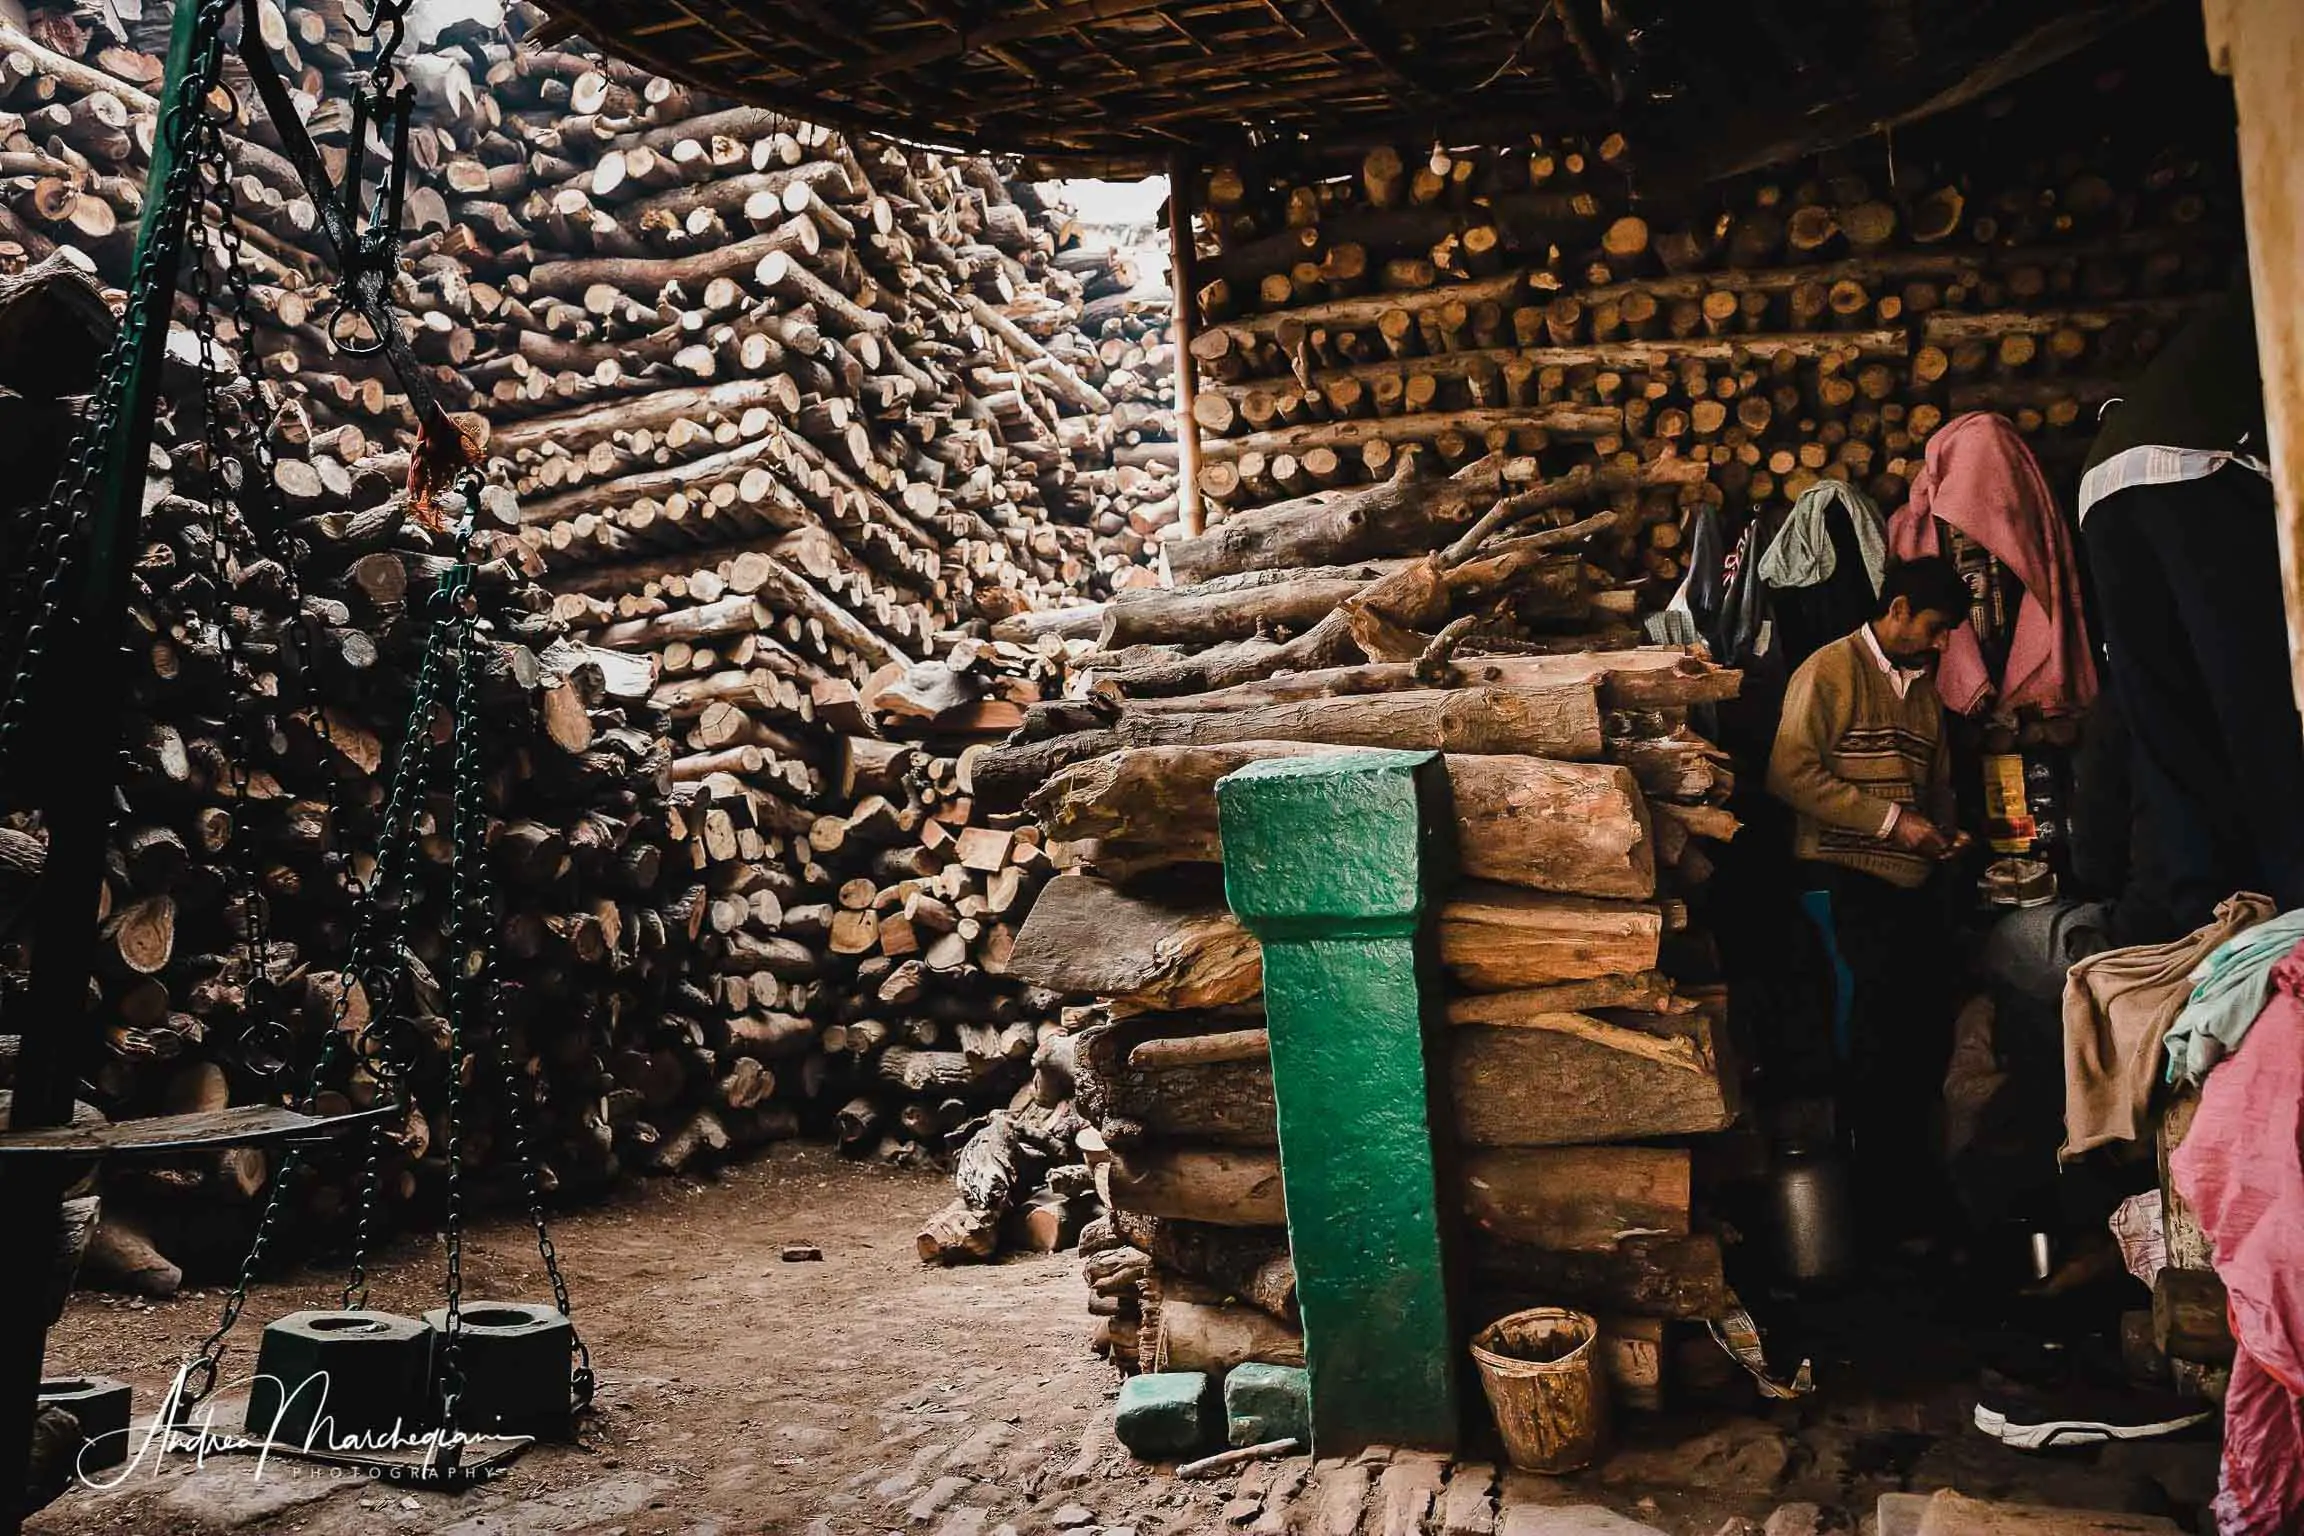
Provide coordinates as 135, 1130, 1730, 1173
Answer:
2060, 890, 2273, 1159
2164, 909, 2304, 1085
1888, 413, 2099, 717
1757, 479, 1888, 594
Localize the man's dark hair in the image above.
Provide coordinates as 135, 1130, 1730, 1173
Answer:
1875, 556, 1970, 622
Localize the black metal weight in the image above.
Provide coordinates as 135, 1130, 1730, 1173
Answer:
246, 1311, 433, 1449
38, 1377, 131, 1474
424, 1304, 574, 1440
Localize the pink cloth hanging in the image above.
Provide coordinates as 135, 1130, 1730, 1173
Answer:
1887, 412, 2098, 716
2172, 946, 2304, 1534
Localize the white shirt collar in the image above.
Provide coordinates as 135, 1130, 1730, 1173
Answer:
1860, 623, 1924, 700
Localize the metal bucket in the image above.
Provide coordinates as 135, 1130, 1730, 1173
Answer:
1770, 1143, 1856, 1286
1469, 1307, 1607, 1474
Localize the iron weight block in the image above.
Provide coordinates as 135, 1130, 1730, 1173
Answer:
247, 1310, 436, 1449
39, 1376, 132, 1473
424, 1303, 575, 1440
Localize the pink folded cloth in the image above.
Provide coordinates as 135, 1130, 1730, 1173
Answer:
1888, 412, 2097, 716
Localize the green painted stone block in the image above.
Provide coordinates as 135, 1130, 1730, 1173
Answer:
1225, 1363, 1310, 1447
1217, 749, 1461, 1456
1115, 1371, 1216, 1460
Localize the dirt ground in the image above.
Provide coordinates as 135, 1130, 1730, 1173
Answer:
27, 1143, 2221, 1536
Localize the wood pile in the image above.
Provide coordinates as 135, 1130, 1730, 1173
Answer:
979, 434, 1747, 1381
0, 1, 1132, 606
1177, 69, 2241, 566
0, 257, 732, 1293
0, 0, 1187, 1188
654, 642, 1084, 1173
996, 236, 1181, 584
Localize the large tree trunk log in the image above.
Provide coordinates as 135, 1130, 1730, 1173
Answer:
1111, 683, 1607, 762
1094, 647, 1741, 716
1451, 1014, 1735, 1146
1107, 1144, 1286, 1225
1075, 1014, 1275, 1146
1009, 877, 1668, 1007
1008, 875, 1263, 1009
1436, 888, 1664, 990
1099, 570, 1393, 649
1155, 1297, 1304, 1373
1459, 1147, 1690, 1252
1469, 1234, 1728, 1319
1034, 744, 1653, 899
1445, 971, 1683, 1016
917, 1199, 1000, 1265
1110, 1210, 1296, 1322
1163, 456, 1496, 583
972, 729, 1123, 812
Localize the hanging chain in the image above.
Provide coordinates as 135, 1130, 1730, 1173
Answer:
180, 611, 454, 1411
0, 0, 234, 798
434, 555, 480, 1440
455, 592, 595, 1412
160, 0, 596, 1435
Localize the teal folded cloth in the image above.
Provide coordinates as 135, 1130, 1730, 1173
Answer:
2166, 908, 2304, 1084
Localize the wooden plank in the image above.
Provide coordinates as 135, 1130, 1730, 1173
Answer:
0, 1102, 399, 1156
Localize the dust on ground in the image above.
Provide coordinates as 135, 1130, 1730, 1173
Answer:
28, 1142, 2220, 1536
36, 1143, 1139, 1535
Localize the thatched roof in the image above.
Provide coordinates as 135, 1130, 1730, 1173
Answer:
535, 0, 2165, 176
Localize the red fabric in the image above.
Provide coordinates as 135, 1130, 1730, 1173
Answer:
2172, 947, 2304, 1534
1887, 412, 2098, 717
2216, 1348, 2304, 1536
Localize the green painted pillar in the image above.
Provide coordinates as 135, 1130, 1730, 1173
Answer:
1215, 748, 1460, 1454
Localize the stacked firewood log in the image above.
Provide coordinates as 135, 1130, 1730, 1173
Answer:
1004, 244, 1181, 584
5, 0, 1181, 1191
0, 257, 735, 1294
654, 643, 1081, 1170
993, 642, 1744, 1390
1177, 67, 2241, 567
968, 430, 1744, 1384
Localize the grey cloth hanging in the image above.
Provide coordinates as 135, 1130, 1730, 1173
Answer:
1757, 480, 1889, 595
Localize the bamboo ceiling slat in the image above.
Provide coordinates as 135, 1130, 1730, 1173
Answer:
534, 0, 2156, 174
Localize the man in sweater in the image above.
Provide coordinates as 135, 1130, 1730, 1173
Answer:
2080, 281, 2302, 930
1769, 556, 1971, 1228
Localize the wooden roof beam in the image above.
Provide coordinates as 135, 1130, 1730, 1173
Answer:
1550, 0, 1623, 104
1313, 0, 1446, 108
805, 0, 1189, 89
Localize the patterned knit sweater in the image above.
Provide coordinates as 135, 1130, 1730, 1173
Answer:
1767, 630, 1954, 888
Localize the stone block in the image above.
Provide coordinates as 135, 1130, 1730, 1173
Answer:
1225, 1363, 1311, 1447
1115, 1372, 1215, 1460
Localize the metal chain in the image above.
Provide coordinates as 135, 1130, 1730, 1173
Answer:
179, 618, 451, 1409
433, 555, 481, 1440
0, 0, 233, 796
455, 580, 595, 1411
152, 0, 591, 1433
